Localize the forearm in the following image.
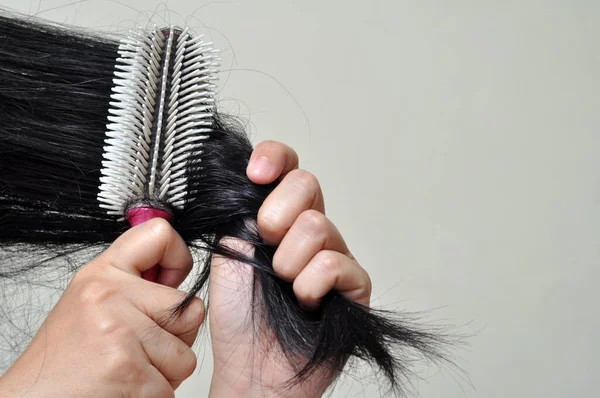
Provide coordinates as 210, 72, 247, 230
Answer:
0, 371, 22, 398
0, 350, 78, 398
0, 345, 43, 397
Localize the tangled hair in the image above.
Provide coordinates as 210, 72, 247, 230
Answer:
0, 12, 457, 395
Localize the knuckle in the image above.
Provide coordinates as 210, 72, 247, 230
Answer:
78, 279, 117, 306
147, 218, 173, 242
97, 317, 136, 344
95, 316, 121, 337
110, 350, 134, 369
298, 209, 328, 235
272, 257, 295, 281
257, 206, 281, 237
105, 350, 142, 384
289, 169, 319, 194
294, 280, 320, 304
293, 281, 310, 301
316, 251, 341, 275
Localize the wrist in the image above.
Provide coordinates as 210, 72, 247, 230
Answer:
0, 347, 81, 398
0, 367, 43, 398
0, 359, 37, 397
209, 371, 252, 398
209, 369, 326, 398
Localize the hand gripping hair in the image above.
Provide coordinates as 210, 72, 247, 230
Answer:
0, 13, 457, 395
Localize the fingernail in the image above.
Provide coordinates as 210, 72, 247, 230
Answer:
249, 156, 272, 178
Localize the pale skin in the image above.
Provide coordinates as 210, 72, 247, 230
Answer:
0, 141, 371, 398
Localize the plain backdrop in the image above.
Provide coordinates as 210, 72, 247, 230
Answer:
2, 1, 599, 397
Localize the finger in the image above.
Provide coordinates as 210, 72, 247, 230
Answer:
257, 169, 325, 245
120, 276, 205, 345
273, 210, 349, 281
138, 364, 176, 398
247, 140, 299, 184
139, 326, 197, 389
101, 218, 193, 288
293, 250, 371, 310
173, 297, 205, 347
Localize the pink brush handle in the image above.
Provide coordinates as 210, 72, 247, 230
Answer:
126, 206, 173, 282
126, 206, 172, 226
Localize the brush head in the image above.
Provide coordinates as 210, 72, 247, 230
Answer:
97, 26, 220, 217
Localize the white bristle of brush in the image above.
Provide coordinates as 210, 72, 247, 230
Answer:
98, 26, 220, 216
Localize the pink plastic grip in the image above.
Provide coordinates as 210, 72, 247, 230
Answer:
125, 206, 173, 282
126, 206, 173, 226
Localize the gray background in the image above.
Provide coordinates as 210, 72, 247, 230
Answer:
2, 1, 599, 397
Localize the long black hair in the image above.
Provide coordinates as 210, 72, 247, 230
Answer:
0, 12, 457, 395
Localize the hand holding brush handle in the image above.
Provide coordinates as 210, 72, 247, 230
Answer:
0, 219, 204, 398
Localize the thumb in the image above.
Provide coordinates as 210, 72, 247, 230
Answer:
208, 238, 256, 345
